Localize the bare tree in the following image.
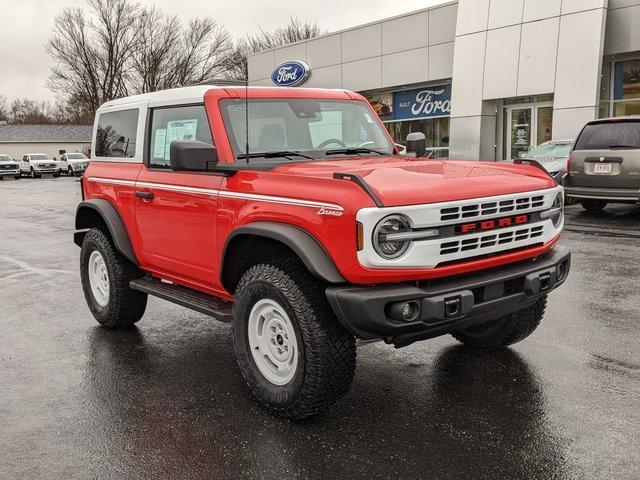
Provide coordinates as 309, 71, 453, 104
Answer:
131, 8, 232, 93
0, 95, 8, 122
8, 99, 55, 124
224, 18, 321, 81
47, 0, 141, 114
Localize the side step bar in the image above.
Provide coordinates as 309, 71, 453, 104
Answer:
130, 276, 233, 322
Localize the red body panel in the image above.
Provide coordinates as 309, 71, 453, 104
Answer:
83, 86, 560, 297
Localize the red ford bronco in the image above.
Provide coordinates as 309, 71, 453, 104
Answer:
75, 86, 570, 419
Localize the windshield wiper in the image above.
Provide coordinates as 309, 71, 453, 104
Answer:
608, 144, 638, 149
237, 151, 315, 161
324, 148, 388, 156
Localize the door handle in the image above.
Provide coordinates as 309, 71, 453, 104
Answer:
135, 191, 154, 200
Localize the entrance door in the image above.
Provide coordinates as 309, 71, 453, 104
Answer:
505, 104, 554, 160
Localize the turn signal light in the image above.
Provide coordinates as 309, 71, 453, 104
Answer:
356, 222, 364, 251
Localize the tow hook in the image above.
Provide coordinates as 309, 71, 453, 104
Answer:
524, 268, 556, 295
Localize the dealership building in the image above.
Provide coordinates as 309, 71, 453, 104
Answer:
248, 0, 640, 160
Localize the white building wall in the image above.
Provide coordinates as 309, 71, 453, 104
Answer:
0, 142, 90, 160
248, 2, 458, 90
604, 0, 640, 55
449, 0, 609, 160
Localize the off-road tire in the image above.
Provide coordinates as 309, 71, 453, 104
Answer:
232, 258, 356, 420
80, 228, 147, 327
452, 296, 547, 349
580, 199, 607, 212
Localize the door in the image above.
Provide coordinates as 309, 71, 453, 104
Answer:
508, 108, 533, 160
20, 155, 29, 173
505, 104, 554, 160
134, 103, 224, 287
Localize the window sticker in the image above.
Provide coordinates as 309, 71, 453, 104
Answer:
165, 119, 198, 159
153, 129, 166, 159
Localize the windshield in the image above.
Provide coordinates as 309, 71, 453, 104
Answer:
527, 142, 572, 159
31, 154, 49, 160
0, 155, 12, 162
220, 99, 394, 161
66, 153, 87, 159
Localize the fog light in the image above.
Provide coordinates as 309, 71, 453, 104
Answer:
389, 300, 421, 322
402, 302, 418, 321
556, 263, 565, 281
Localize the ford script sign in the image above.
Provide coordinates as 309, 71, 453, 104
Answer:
271, 61, 311, 87
393, 85, 452, 120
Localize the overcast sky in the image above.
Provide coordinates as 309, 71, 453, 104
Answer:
0, 0, 448, 103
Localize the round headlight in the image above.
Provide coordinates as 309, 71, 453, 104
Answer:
373, 214, 412, 259
543, 192, 564, 227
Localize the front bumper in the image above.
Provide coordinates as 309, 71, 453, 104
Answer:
565, 185, 639, 203
0, 170, 20, 176
326, 246, 570, 348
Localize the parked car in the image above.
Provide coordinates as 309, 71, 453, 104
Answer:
519, 139, 574, 180
566, 117, 640, 211
60, 152, 90, 176
74, 86, 570, 419
19, 154, 60, 178
0, 154, 21, 180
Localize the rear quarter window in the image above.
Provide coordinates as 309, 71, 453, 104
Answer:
95, 109, 139, 158
575, 121, 640, 150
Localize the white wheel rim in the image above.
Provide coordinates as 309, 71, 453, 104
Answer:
248, 299, 298, 386
88, 250, 110, 307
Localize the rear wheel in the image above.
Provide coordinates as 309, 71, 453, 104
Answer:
452, 296, 547, 349
232, 259, 356, 419
580, 199, 607, 212
80, 228, 147, 327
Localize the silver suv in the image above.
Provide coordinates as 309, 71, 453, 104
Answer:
566, 117, 640, 211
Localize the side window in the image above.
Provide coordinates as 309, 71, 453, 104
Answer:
148, 105, 213, 169
23, 155, 28, 162
95, 109, 139, 158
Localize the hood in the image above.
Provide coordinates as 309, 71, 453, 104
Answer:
523, 155, 567, 174
30, 159, 54, 165
274, 157, 556, 207
0, 160, 18, 165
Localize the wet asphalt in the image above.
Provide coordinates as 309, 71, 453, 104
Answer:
0, 176, 639, 480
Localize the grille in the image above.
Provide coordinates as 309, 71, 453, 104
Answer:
440, 195, 545, 221
440, 225, 544, 255
1, 164, 15, 170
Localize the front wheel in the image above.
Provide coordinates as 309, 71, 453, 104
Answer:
14, 175, 21, 180
580, 199, 607, 212
452, 296, 547, 349
68, 167, 75, 177
30, 168, 40, 179
80, 228, 147, 327
232, 259, 356, 419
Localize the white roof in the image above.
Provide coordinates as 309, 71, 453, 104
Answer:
100, 85, 224, 109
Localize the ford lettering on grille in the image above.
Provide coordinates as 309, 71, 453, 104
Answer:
456, 214, 529, 235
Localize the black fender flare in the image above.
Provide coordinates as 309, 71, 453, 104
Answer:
74, 199, 138, 265
221, 222, 346, 288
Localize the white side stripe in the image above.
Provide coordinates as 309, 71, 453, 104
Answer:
87, 177, 344, 211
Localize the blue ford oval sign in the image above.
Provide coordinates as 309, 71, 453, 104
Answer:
271, 60, 311, 87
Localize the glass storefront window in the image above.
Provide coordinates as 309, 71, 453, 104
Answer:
384, 117, 449, 157
599, 102, 610, 118
614, 101, 640, 117
614, 59, 640, 100
601, 61, 611, 101
537, 107, 553, 144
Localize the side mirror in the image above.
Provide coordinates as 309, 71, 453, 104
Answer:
405, 132, 427, 157
170, 140, 218, 172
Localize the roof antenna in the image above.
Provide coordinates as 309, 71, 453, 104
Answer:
245, 56, 250, 164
